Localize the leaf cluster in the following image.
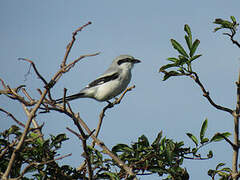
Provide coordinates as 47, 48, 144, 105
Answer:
159, 24, 201, 80
213, 16, 238, 32
0, 125, 83, 179
208, 163, 232, 180
186, 119, 231, 159
109, 132, 190, 179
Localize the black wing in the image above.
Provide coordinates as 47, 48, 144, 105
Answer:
87, 72, 119, 88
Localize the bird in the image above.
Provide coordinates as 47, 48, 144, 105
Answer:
55, 55, 141, 103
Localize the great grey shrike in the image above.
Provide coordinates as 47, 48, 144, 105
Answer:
55, 55, 141, 103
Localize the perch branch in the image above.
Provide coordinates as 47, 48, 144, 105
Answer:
96, 85, 135, 141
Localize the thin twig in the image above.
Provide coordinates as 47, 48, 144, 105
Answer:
22, 104, 44, 142
189, 72, 233, 115
0, 84, 36, 106
63, 52, 100, 72
18, 58, 48, 86
62, 21, 92, 67
77, 85, 136, 172
21, 88, 34, 102
15, 153, 72, 180
66, 127, 84, 140
76, 113, 137, 179
63, 88, 67, 111
216, 133, 235, 148
0, 108, 25, 128
0, 78, 6, 88
0, 140, 17, 160
44, 106, 137, 179
96, 85, 135, 141
223, 29, 240, 48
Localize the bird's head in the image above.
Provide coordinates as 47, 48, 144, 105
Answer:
113, 55, 141, 70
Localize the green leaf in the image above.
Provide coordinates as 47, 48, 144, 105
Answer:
186, 133, 198, 146
152, 131, 162, 147
167, 57, 179, 62
148, 167, 165, 173
138, 135, 150, 147
213, 27, 222, 32
29, 132, 44, 146
200, 118, 208, 142
8, 125, 20, 135
170, 39, 189, 58
103, 172, 120, 179
221, 167, 231, 172
216, 163, 225, 170
211, 132, 231, 142
207, 150, 213, 158
184, 25, 192, 50
214, 18, 233, 29
185, 35, 192, 51
162, 71, 181, 81
184, 24, 191, 36
230, 16, 236, 24
178, 55, 189, 65
189, 54, 202, 62
112, 144, 134, 153
190, 39, 200, 57
218, 171, 229, 177
159, 63, 176, 72
208, 169, 216, 177
201, 138, 209, 144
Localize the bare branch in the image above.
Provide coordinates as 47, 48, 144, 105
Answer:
0, 108, 25, 128
0, 84, 36, 106
76, 113, 136, 179
21, 88, 34, 102
96, 85, 135, 141
18, 58, 48, 86
61, 21, 92, 67
66, 127, 84, 140
216, 133, 236, 148
0, 78, 7, 88
63, 52, 100, 73
44, 105, 136, 179
223, 29, 240, 48
188, 72, 233, 115
63, 88, 67, 110
22, 104, 44, 142
44, 103, 94, 179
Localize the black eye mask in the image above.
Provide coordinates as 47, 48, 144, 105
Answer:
117, 58, 140, 65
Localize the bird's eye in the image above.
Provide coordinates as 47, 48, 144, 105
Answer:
117, 58, 132, 65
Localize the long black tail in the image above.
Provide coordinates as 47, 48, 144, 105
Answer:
55, 92, 85, 103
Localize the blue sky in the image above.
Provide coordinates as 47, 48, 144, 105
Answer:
1, 1, 240, 179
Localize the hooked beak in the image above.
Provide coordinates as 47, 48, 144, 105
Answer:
133, 59, 141, 64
